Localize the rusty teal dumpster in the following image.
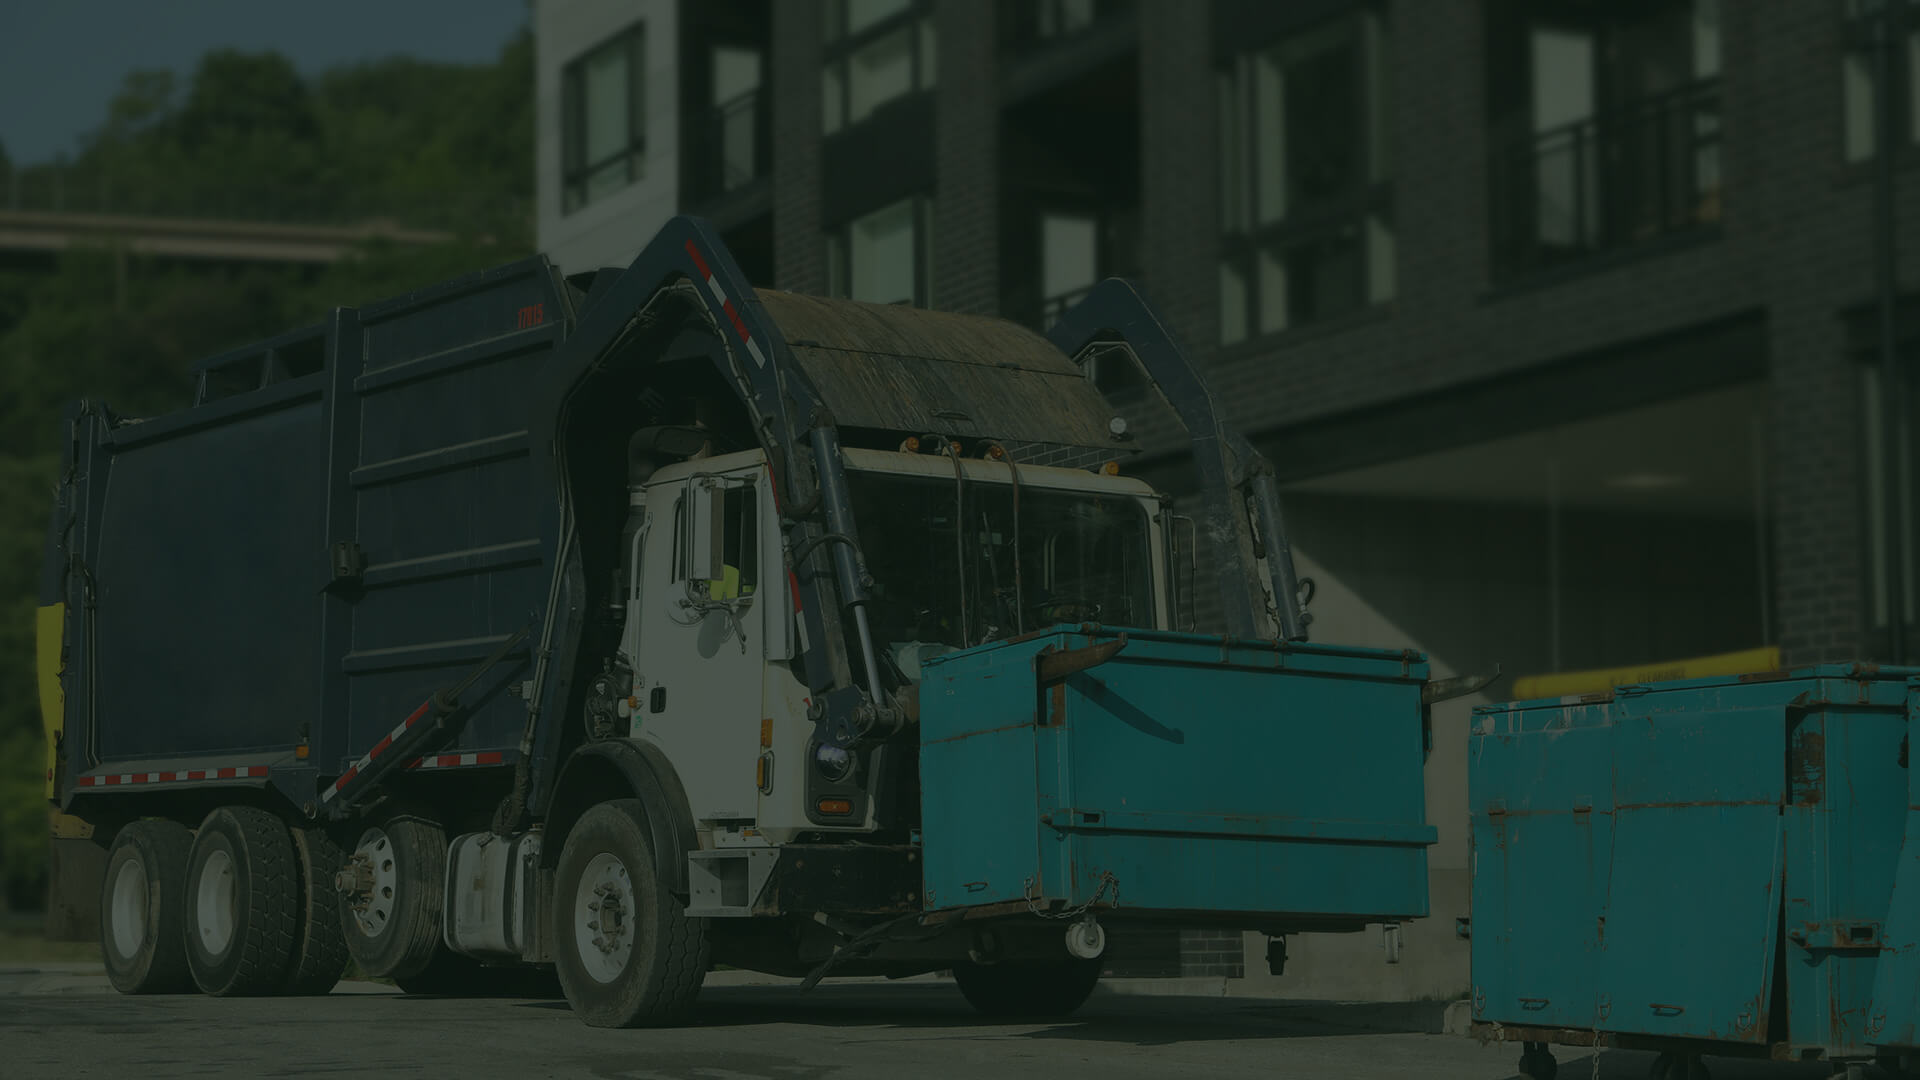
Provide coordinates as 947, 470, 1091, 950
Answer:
1469, 664, 1916, 1079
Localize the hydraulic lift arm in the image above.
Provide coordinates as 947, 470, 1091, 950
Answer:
1047, 278, 1309, 642
542, 216, 895, 752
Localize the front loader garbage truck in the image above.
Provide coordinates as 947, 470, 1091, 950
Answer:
39, 216, 1444, 1025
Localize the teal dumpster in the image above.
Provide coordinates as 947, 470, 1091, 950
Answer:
919, 626, 1435, 929
1469, 664, 1915, 1078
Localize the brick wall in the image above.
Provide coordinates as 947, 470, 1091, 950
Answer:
1127, 0, 1920, 667
771, 0, 827, 295
932, 2, 999, 314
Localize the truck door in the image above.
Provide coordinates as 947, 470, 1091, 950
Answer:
632, 466, 767, 825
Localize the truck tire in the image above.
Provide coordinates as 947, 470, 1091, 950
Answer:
183, 806, 300, 996
337, 814, 446, 981
951, 956, 1103, 1018
552, 799, 708, 1027
280, 825, 349, 995
99, 819, 196, 994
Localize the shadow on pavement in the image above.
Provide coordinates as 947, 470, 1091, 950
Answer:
500, 984, 1450, 1047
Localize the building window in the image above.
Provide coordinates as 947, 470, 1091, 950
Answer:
1217, 10, 1392, 345
1486, 0, 1722, 277
822, 0, 936, 135
827, 196, 934, 307
562, 24, 646, 214
1843, 0, 1920, 162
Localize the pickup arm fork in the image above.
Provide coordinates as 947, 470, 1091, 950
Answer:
1047, 279, 1308, 641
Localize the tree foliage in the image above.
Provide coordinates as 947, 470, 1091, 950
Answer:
0, 31, 532, 910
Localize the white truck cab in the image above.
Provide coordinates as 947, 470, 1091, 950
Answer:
624, 446, 1170, 846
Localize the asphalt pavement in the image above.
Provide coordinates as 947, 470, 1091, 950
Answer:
0, 965, 1856, 1080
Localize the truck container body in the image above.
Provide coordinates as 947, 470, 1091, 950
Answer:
42, 216, 1437, 1024
1469, 665, 1917, 1076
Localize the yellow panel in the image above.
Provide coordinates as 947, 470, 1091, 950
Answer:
1512, 645, 1781, 701
36, 603, 65, 799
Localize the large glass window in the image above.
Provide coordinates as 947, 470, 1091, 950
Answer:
562, 24, 646, 214
827, 196, 934, 307
1486, 0, 1722, 276
850, 471, 1155, 656
1218, 10, 1392, 344
822, 0, 936, 134
1843, 0, 1920, 163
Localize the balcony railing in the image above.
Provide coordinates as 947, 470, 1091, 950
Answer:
686, 87, 770, 205
1489, 80, 1722, 279
999, 0, 1134, 55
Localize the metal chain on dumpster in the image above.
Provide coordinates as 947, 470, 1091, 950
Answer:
1590, 1029, 1604, 1080
1026, 871, 1120, 920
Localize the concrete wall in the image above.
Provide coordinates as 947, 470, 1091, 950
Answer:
534, 0, 682, 275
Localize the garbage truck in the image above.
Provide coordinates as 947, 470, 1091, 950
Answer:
38, 216, 1447, 1026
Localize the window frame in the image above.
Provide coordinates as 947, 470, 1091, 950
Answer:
1216, 6, 1394, 345
827, 194, 935, 308
821, 0, 937, 136
561, 21, 648, 215
1842, 0, 1920, 164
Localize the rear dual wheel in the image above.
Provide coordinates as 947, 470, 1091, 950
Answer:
183, 806, 300, 996
100, 820, 195, 994
101, 808, 348, 997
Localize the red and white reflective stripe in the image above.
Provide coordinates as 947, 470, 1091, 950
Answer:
320, 699, 433, 804
684, 240, 768, 368
408, 751, 506, 771
78, 765, 269, 788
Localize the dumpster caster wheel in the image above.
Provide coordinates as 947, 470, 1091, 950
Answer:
1518, 1042, 1558, 1080
1650, 1053, 1710, 1080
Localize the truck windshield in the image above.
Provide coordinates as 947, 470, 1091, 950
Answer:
848, 470, 1153, 669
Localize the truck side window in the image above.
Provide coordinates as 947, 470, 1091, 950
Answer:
712, 486, 758, 601
672, 483, 758, 601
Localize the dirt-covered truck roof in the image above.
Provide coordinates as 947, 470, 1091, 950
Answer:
756, 290, 1121, 450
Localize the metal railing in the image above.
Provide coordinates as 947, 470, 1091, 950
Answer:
686, 87, 770, 204
999, 0, 1133, 55
1489, 80, 1723, 278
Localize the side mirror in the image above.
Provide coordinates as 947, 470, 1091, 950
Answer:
1170, 513, 1197, 633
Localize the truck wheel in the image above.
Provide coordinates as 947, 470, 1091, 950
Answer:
184, 806, 299, 996
552, 799, 709, 1027
951, 956, 1103, 1018
280, 825, 349, 995
99, 819, 196, 994
336, 814, 446, 981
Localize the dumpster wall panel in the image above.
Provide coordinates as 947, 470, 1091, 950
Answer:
1468, 706, 1614, 1031
1869, 698, 1920, 1052
1599, 706, 1783, 1043
1782, 695, 1909, 1056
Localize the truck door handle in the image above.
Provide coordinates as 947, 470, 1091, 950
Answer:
651, 687, 666, 713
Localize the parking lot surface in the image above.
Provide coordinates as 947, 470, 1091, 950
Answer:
0, 967, 1852, 1080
